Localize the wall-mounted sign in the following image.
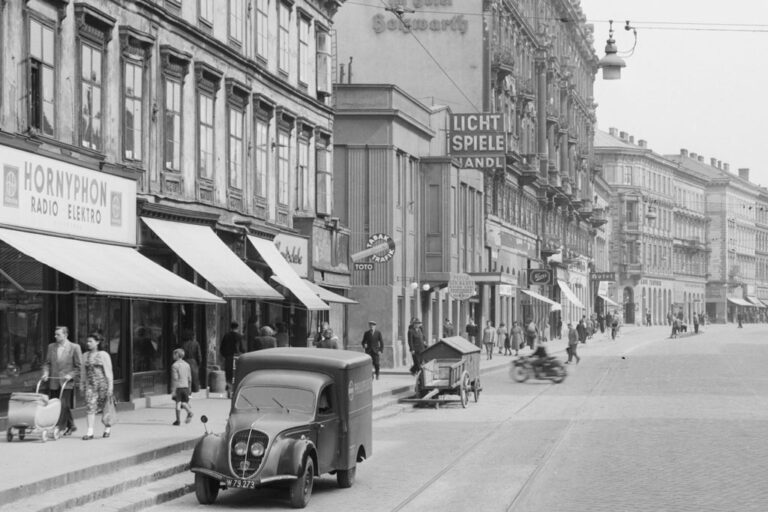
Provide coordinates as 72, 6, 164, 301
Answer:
449, 113, 505, 170
448, 272, 475, 300
591, 272, 616, 282
273, 233, 308, 278
354, 262, 374, 271
1, 144, 136, 244
372, 1, 469, 35
528, 268, 553, 286
366, 233, 395, 263
498, 284, 514, 297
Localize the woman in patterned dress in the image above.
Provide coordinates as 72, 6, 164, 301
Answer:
80, 332, 114, 440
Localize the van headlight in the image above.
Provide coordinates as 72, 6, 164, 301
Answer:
250, 442, 265, 457
233, 441, 248, 456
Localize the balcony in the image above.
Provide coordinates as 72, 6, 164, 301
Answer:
590, 208, 608, 228
491, 47, 515, 79
518, 154, 540, 187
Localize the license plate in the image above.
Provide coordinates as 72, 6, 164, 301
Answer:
225, 478, 257, 489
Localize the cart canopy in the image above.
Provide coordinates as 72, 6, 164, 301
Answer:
421, 335, 481, 363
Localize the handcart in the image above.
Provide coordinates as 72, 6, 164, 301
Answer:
399, 336, 482, 408
6, 377, 68, 442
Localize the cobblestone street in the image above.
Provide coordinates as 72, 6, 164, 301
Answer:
148, 323, 768, 512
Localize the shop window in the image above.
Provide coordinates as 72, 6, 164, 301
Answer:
28, 16, 56, 137
76, 297, 124, 380
132, 301, 165, 373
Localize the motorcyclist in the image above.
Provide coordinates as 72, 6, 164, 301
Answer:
529, 334, 550, 377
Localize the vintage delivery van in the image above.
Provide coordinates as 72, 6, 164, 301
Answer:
190, 348, 373, 508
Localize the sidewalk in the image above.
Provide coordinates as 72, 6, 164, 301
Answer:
0, 328, 647, 503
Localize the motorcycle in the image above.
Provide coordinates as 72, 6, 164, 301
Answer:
510, 355, 567, 383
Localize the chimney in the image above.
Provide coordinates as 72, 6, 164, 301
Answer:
739, 168, 750, 181
629, 135, 635, 144
638, 139, 647, 148
710, 158, 717, 167
697, 155, 704, 162
724, 163, 730, 172
609, 127, 618, 137
690, 152, 697, 159
680, 148, 688, 157
619, 131, 628, 140
717, 160, 722, 169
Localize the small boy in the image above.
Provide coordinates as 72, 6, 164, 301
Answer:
170, 348, 193, 426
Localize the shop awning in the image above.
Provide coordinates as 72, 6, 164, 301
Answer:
142, 218, 282, 300
0, 227, 224, 304
746, 296, 766, 307
302, 279, 358, 304
247, 236, 329, 311
598, 294, 620, 307
522, 289, 562, 311
557, 279, 585, 309
727, 297, 752, 307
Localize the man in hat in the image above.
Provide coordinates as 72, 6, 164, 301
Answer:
361, 320, 384, 379
407, 318, 426, 376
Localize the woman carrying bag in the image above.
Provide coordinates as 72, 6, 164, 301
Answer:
81, 332, 115, 440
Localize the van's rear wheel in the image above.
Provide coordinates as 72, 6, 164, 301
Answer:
337, 465, 356, 488
195, 473, 219, 505
289, 457, 314, 508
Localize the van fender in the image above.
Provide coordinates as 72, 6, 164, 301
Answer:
276, 437, 317, 477
190, 433, 223, 472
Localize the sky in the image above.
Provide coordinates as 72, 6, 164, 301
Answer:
580, 0, 768, 188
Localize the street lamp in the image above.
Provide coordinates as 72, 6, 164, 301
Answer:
597, 20, 637, 80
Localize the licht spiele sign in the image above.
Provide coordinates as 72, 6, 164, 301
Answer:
1, 145, 136, 245
449, 113, 506, 169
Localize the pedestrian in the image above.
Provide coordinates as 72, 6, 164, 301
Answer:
646, 312, 652, 326
611, 316, 619, 340
524, 318, 538, 350
42, 326, 82, 436
539, 318, 549, 342
510, 321, 524, 356
737, 312, 744, 328
465, 317, 478, 347
598, 312, 605, 333
314, 321, 330, 347
407, 318, 426, 375
170, 348, 193, 426
275, 322, 290, 347
557, 317, 563, 339
220, 322, 245, 398
362, 320, 384, 379
670, 317, 678, 338
252, 325, 277, 350
667, 312, 673, 326
577, 317, 587, 344
317, 328, 339, 349
443, 318, 454, 337
81, 332, 114, 440
693, 313, 699, 334
482, 320, 496, 360
565, 322, 580, 364
180, 328, 202, 393
497, 322, 509, 355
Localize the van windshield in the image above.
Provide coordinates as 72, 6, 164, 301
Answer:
235, 386, 315, 415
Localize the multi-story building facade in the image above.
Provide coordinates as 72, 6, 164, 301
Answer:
757, 188, 768, 311
335, 0, 600, 337
666, 152, 762, 323
594, 128, 681, 325
0, 0, 349, 421
333, 84, 484, 366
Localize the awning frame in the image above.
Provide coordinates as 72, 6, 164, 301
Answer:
727, 297, 752, 307
557, 279, 585, 309
598, 294, 620, 307
521, 289, 562, 311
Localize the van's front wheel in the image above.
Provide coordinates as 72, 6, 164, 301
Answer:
337, 465, 356, 488
194, 473, 219, 505
289, 457, 314, 508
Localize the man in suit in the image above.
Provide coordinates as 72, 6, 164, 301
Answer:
220, 322, 245, 398
407, 318, 426, 376
42, 326, 82, 435
361, 320, 384, 380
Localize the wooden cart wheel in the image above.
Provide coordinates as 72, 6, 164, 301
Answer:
414, 371, 425, 398
460, 372, 469, 408
473, 377, 481, 402
41, 429, 47, 443
6, 429, 13, 442
18, 428, 26, 441
53, 427, 61, 441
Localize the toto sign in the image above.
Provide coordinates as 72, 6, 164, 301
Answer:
448, 272, 475, 300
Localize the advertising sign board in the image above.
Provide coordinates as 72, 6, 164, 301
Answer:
449, 113, 505, 170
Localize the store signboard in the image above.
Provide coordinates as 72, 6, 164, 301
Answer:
273, 233, 309, 278
449, 113, 505, 170
1, 144, 136, 244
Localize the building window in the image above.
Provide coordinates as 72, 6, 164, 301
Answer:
164, 79, 182, 171
28, 17, 55, 136
298, 15, 310, 86
80, 42, 103, 151
228, 107, 244, 189
278, 1, 291, 73
255, 0, 269, 59
199, 0, 214, 27
198, 93, 214, 179
123, 59, 143, 161
316, 29, 331, 97
277, 130, 290, 205
229, 0, 245, 47
297, 136, 311, 211
315, 133, 332, 216
254, 118, 269, 199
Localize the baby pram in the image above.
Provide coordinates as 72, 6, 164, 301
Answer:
6, 377, 68, 442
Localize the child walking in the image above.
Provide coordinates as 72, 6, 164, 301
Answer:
171, 348, 194, 426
